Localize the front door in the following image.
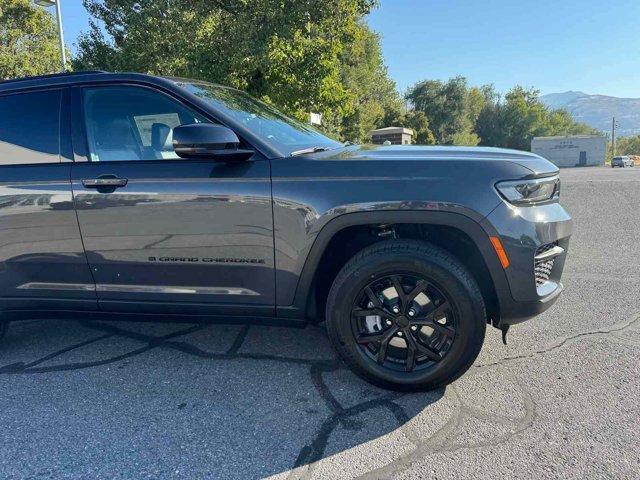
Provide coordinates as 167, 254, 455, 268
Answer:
70, 85, 275, 316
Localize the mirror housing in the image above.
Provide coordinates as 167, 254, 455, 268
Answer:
172, 123, 254, 162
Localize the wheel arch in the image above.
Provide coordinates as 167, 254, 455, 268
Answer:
279, 210, 510, 326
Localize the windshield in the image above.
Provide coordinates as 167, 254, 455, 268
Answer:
178, 82, 343, 156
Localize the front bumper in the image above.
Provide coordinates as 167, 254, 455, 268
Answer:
483, 200, 572, 326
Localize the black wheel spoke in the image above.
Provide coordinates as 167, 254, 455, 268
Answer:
356, 328, 390, 344
404, 330, 417, 372
417, 320, 455, 338
414, 302, 449, 323
406, 279, 428, 303
412, 302, 454, 338
408, 333, 441, 361
364, 286, 383, 308
390, 275, 406, 306
376, 327, 398, 365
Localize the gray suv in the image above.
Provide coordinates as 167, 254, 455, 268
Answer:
611, 156, 634, 168
0, 72, 571, 390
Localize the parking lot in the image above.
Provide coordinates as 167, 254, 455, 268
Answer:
0, 166, 638, 479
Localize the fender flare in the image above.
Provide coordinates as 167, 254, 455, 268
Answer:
283, 209, 511, 319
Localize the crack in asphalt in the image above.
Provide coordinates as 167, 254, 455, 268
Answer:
0, 312, 637, 479
356, 377, 537, 480
474, 314, 640, 369
0, 320, 419, 478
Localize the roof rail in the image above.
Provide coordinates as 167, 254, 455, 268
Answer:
0, 70, 108, 85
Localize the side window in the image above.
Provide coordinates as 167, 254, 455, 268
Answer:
82, 87, 205, 162
0, 90, 61, 165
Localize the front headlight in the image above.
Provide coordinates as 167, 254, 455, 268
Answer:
496, 176, 560, 205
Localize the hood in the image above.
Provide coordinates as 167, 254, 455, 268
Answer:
314, 144, 558, 177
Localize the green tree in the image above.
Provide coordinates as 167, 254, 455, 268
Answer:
405, 77, 494, 145
338, 24, 401, 142
0, 0, 62, 79
405, 110, 435, 144
406, 76, 468, 144
616, 135, 640, 156
75, 0, 381, 137
475, 86, 598, 150
376, 98, 435, 145
450, 131, 480, 146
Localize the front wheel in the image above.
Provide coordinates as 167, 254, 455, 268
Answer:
326, 240, 486, 391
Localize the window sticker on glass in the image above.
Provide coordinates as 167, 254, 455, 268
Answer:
133, 113, 182, 146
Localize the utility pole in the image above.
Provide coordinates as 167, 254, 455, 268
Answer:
611, 117, 616, 157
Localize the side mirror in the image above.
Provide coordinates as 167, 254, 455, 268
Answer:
172, 123, 254, 162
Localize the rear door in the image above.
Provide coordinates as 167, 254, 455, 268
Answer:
70, 84, 275, 316
0, 88, 97, 311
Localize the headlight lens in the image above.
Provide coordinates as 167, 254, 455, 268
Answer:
496, 176, 560, 205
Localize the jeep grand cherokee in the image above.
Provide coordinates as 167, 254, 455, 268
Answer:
0, 72, 571, 390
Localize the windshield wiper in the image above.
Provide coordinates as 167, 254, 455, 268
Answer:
290, 146, 333, 157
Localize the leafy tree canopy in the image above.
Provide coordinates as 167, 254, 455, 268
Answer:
407, 76, 598, 149
338, 24, 399, 142
0, 0, 62, 79
615, 135, 640, 156
75, 0, 389, 140
75, 3, 597, 149
405, 77, 493, 145
476, 86, 599, 150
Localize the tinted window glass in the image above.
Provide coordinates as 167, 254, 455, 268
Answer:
83, 87, 205, 162
179, 82, 343, 156
0, 90, 61, 165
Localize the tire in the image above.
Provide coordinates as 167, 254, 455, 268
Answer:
326, 239, 486, 391
0, 321, 8, 341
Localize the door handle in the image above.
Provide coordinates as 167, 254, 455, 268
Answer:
82, 176, 128, 189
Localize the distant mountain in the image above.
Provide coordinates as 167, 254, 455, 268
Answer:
540, 91, 640, 137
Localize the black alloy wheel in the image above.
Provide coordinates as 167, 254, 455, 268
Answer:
351, 274, 456, 373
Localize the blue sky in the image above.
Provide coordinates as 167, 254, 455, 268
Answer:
57, 0, 640, 98
369, 0, 640, 97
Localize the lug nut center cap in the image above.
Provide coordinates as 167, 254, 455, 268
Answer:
395, 315, 410, 328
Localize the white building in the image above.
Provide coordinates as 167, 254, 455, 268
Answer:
531, 135, 606, 168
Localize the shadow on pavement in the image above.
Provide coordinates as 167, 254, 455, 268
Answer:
0, 319, 445, 479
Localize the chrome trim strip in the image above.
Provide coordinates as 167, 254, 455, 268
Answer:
17, 282, 96, 291
95, 284, 259, 296
534, 245, 565, 262
17, 282, 259, 296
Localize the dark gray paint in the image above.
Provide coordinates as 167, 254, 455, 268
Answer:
271, 145, 553, 306
70, 159, 275, 311
0, 165, 98, 310
0, 72, 572, 326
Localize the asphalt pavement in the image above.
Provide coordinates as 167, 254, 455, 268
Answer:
0, 166, 638, 479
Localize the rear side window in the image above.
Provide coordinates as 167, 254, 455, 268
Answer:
82, 87, 205, 162
0, 90, 61, 165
